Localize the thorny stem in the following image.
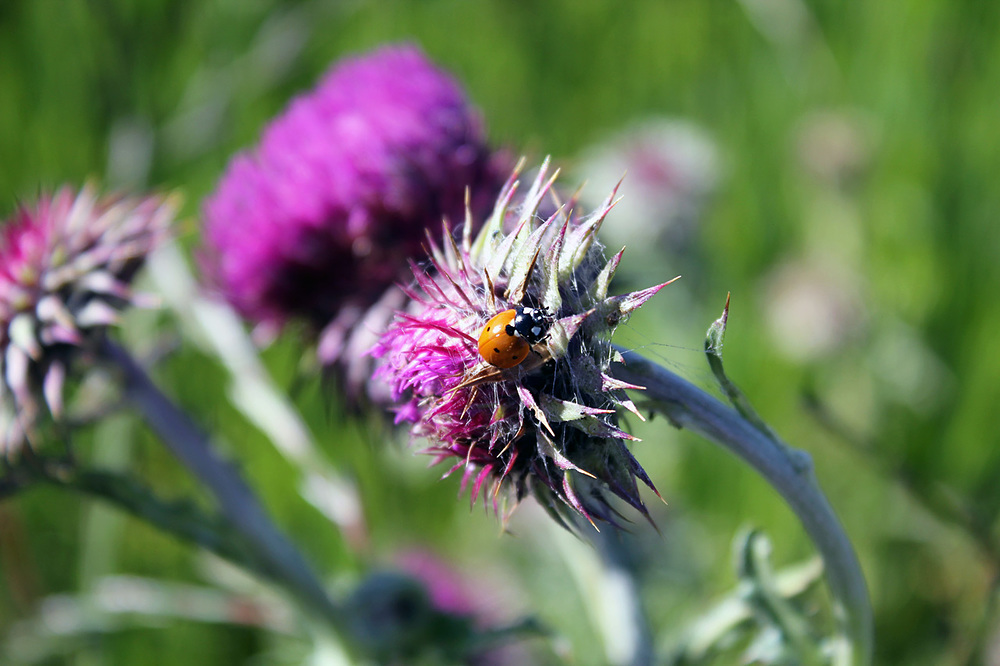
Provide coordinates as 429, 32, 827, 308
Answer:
98, 337, 347, 632
612, 348, 873, 666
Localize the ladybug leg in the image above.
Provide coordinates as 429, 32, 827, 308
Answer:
460, 385, 479, 419
519, 345, 552, 371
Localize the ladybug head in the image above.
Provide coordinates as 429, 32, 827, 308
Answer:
511, 306, 553, 345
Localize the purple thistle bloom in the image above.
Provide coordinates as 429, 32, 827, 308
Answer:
201, 44, 508, 370
0, 186, 174, 453
372, 161, 677, 528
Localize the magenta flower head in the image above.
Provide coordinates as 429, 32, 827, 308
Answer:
201, 44, 508, 367
372, 160, 677, 528
0, 186, 174, 454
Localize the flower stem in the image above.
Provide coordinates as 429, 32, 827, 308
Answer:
589, 527, 656, 666
44, 464, 278, 582
612, 348, 873, 665
98, 337, 346, 631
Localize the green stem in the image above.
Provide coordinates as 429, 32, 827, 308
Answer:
98, 337, 346, 632
612, 348, 873, 666
43, 465, 278, 582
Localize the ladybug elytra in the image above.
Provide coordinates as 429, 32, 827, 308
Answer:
477, 306, 552, 369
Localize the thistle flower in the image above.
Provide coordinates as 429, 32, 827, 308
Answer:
0, 186, 174, 454
201, 44, 508, 370
372, 161, 677, 527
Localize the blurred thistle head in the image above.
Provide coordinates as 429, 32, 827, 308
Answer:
0, 186, 174, 454
348, 552, 526, 664
372, 160, 677, 528
577, 119, 718, 267
201, 43, 508, 366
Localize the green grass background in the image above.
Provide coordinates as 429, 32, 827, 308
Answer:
2, 0, 999, 664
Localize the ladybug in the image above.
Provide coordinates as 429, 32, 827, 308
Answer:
477, 306, 552, 369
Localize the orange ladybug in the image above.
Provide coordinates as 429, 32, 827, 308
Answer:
477, 307, 552, 368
